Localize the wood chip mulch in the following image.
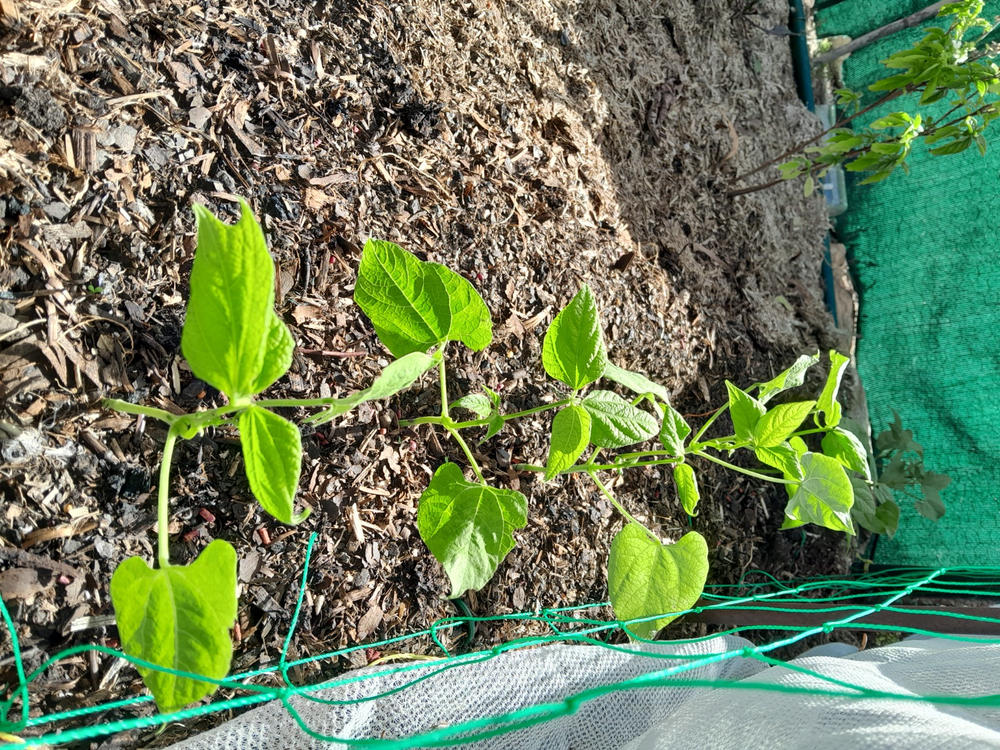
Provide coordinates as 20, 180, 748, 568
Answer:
1, 0, 859, 744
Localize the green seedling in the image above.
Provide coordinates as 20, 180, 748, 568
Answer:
104, 201, 937, 709
734, 0, 1000, 195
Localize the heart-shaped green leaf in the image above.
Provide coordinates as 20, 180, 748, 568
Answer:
239, 406, 308, 524
673, 463, 700, 516
602, 363, 670, 404
181, 200, 292, 402
608, 525, 708, 640
725, 381, 765, 442
354, 239, 452, 357
110, 540, 237, 712
417, 463, 528, 596
581, 390, 658, 449
545, 405, 592, 480
785, 452, 855, 534
752, 401, 815, 448
542, 285, 608, 390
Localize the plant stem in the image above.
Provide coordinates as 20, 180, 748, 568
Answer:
690, 404, 728, 446
692, 450, 796, 484
733, 87, 909, 184
257, 396, 348, 409
400, 399, 570, 429
588, 471, 660, 543
103, 398, 179, 425
439, 347, 450, 421
447, 427, 487, 485
157, 426, 180, 569
517, 456, 683, 474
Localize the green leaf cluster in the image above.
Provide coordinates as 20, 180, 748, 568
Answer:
105, 203, 950, 701
776, 0, 1000, 187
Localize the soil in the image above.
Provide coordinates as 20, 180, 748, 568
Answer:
0, 0, 859, 745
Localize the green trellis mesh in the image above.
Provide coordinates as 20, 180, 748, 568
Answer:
2, 534, 1000, 747
815, 0, 1000, 567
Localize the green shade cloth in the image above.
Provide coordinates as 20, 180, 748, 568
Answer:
816, 0, 1000, 565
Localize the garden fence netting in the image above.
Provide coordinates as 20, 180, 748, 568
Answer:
5, 536, 1000, 748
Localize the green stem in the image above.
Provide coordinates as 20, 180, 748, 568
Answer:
690, 404, 728, 446
400, 399, 571, 430
439, 347, 450, 421
517, 456, 684, 474
692, 450, 796, 485
103, 398, 179, 425
447, 427, 487, 485
257, 396, 348, 409
587, 471, 659, 543
157, 426, 180, 569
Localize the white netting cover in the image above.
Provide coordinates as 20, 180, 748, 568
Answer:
170, 635, 1000, 749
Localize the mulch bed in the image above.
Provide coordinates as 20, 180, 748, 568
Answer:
1, 0, 859, 745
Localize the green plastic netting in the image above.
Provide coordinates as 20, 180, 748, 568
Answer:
815, 0, 1000, 567
3, 533, 1000, 747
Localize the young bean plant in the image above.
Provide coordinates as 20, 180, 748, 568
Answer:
103, 200, 929, 711
734, 0, 1000, 195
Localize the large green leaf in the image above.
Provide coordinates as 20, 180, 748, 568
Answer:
816, 351, 850, 428
307, 352, 436, 426
659, 402, 691, 456
725, 381, 765, 442
110, 540, 237, 712
608, 525, 708, 639
581, 390, 658, 449
752, 401, 815, 448
673, 463, 700, 516
603, 363, 670, 404
785, 452, 855, 534
756, 353, 819, 404
239, 406, 308, 524
822, 427, 871, 480
542, 285, 608, 390
181, 200, 290, 402
417, 463, 528, 596
545, 405, 592, 480
354, 239, 452, 357
426, 263, 492, 351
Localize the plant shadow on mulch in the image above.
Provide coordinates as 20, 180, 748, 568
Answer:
0, 0, 863, 745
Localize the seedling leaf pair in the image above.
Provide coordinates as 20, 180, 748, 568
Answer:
182, 200, 293, 403
181, 202, 310, 525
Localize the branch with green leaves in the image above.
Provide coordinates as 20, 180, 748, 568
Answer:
733, 0, 1000, 195
102, 200, 946, 711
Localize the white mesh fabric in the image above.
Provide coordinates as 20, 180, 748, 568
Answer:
624, 637, 1000, 750
169, 636, 1000, 749
169, 635, 762, 749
